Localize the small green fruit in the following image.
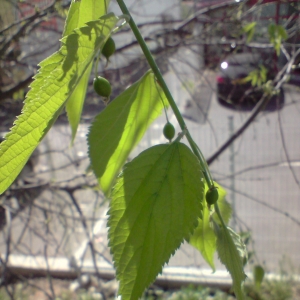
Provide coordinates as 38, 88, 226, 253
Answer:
206, 186, 219, 206
93, 76, 111, 98
101, 37, 116, 59
163, 122, 175, 141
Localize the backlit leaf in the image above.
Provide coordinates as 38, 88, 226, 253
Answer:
189, 182, 230, 271
88, 70, 168, 196
214, 223, 247, 300
64, 0, 111, 141
63, 0, 110, 37
212, 182, 232, 225
0, 13, 119, 194
66, 64, 92, 142
108, 142, 204, 300
189, 204, 216, 271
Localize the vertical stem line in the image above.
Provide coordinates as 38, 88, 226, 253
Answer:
116, 0, 214, 187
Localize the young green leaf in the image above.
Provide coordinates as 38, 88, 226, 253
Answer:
188, 205, 216, 271
0, 13, 119, 194
88, 70, 168, 196
189, 182, 230, 271
64, 0, 111, 142
212, 187, 232, 225
66, 64, 92, 143
268, 23, 288, 56
108, 142, 205, 300
243, 22, 256, 44
214, 224, 247, 300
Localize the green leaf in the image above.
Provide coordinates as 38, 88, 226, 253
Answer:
0, 13, 120, 194
253, 265, 265, 290
212, 183, 232, 225
268, 23, 276, 38
260, 65, 267, 84
268, 23, 288, 56
243, 22, 256, 44
62, 0, 110, 36
277, 25, 288, 40
108, 142, 205, 300
227, 227, 248, 267
189, 182, 231, 271
189, 205, 216, 271
63, 0, 111, 141
66, 63, 92, 143
214, 224, 247, 300
88, 71, 168, 196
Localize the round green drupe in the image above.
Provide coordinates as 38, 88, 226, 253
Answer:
93, 76, 112, 98
206, 187, 219, 206
101, 37, 116, 59
163, 122, 175, 141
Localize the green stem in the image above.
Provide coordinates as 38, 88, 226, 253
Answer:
214, 203, 227, 228
116, 0, 213, 187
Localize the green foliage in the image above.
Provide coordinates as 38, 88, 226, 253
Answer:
188, 183, 231, 271
64, 0, 111, 142
0, 13, 120, 194
243, 22, 257, 44
214, 224, 247, 300
238, 65, 267, 88
245, 276, 296, 300
212, 185, 232, 226
62, 0, 110, 37
88, 71, 168, 196
0, 0, 249, 298
166, 284, 231, 300
188, 201, 216, 270
108, 142, 205, 300
253, 265, 265, 290
268, 24, 288, 56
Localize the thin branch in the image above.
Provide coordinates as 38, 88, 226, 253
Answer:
207, 46, 300, 166
207, 93, 271, 165
221, 183, 300, 227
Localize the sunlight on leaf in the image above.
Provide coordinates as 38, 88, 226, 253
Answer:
63, 0, 110, 37
64, 0, 111, 142
189, 204, 216, 271
0, 13, 119, 194
189, 182, 231, 271
66, 64, 92, 143
108, 142, 204, 300
88, 70, 168, 196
